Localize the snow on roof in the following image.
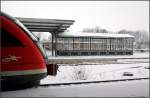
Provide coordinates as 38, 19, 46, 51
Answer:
58, 32, 134, 38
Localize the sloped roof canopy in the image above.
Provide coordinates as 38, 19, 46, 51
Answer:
16, 17, 75, 33
58, 32, 134, 38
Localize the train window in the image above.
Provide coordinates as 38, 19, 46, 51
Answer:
1, 29, 24, 47
15, 19, 38, 41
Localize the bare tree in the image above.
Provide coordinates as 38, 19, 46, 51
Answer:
117, 30, 149, 49
82, 26, 108, 33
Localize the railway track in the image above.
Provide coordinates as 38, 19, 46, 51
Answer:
40, 77, 149, 87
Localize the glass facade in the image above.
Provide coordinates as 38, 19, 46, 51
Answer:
56, 37, 134, 56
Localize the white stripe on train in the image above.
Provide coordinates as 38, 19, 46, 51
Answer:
1, 68, 47, 76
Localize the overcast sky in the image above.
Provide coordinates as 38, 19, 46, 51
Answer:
1, 1, 149, 33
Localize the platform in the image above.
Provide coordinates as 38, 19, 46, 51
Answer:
46, 52, 149, 64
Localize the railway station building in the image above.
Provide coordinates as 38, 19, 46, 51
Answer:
56, 32, 134, 56
17, 17, 134, 56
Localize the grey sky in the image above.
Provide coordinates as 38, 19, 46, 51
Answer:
1, 1, 149, 33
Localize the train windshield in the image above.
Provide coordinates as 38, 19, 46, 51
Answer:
15, 19, 39, 41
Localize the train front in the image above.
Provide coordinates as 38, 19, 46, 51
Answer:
1, 12, 48, 90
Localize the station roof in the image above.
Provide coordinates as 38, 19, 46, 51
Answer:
58, 32, 134, 38
16, 17, 75, 33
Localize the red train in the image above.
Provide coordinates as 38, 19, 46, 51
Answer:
1, 12, 58, 90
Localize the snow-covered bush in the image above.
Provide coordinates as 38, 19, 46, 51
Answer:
71, 65, 88, 80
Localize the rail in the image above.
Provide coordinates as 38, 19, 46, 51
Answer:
40, 77, 149, 87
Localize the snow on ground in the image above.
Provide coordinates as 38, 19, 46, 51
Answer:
1, 80, 149, 97
42, 51, 149, 84
40, 63, 149, 84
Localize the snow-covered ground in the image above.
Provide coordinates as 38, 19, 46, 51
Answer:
41, 63, 149, 84
1, 80, 149, 97
42, 51, 149, 84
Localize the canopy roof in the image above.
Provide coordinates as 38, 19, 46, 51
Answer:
16, 17, 75, 33
58, 32, 134, 38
